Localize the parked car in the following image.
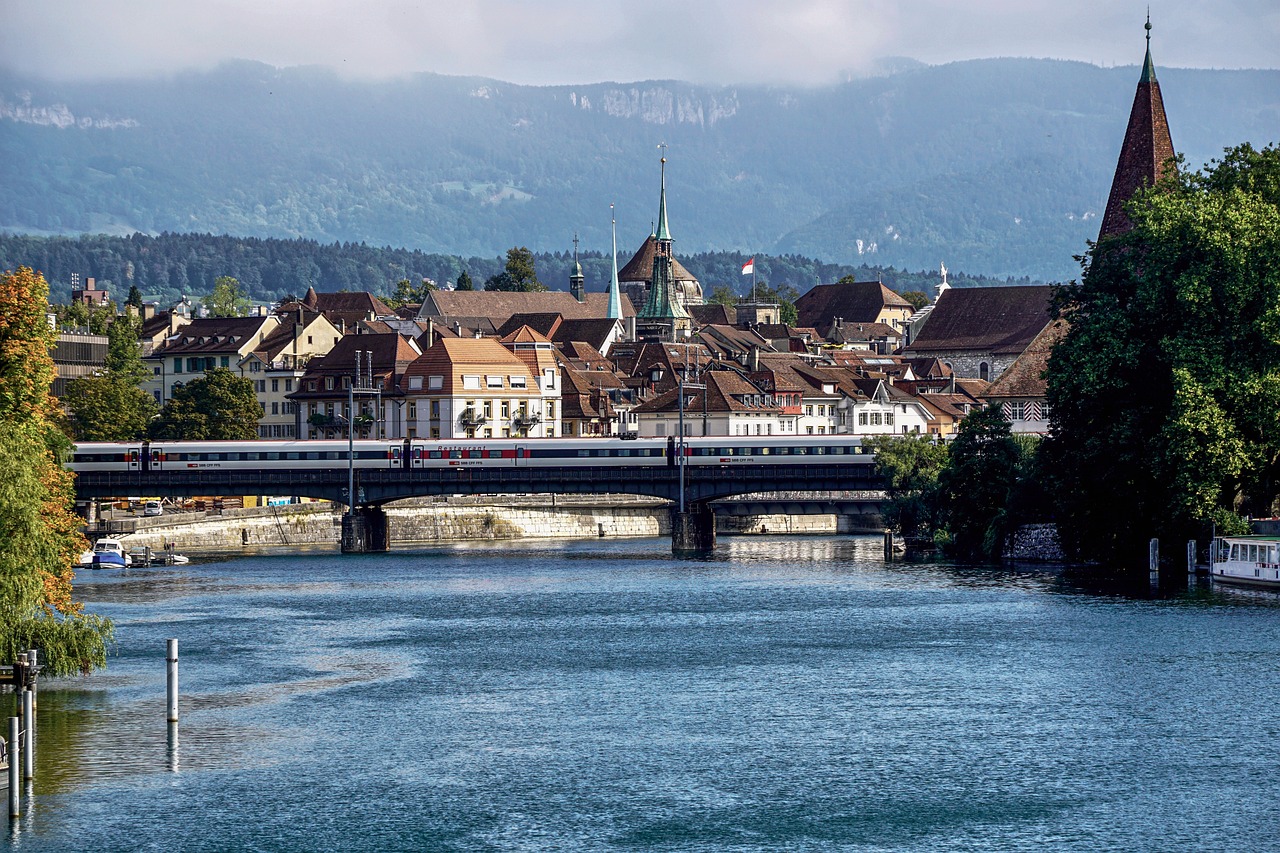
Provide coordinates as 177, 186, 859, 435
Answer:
143, 501, 163, 516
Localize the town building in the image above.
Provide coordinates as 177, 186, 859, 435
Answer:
902, 285, 1055, 382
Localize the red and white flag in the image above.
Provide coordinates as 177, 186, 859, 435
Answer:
741, 258, 755, 275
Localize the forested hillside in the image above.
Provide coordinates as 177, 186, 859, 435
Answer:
0, 232, 1027, 306
2, 59, 1275, 280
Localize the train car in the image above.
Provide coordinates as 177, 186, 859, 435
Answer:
681, 435, 873, 466
407, 438, 670, 469
67, 442, 145, 472
147, 440, 405, 471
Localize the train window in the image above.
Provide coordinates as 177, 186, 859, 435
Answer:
267, 452, 280, 460
467, 450, 483, 459
305, 452, 320, 460
429, 451, 443, 459
813, 447, 825, 455
830, 447, 844, 455
578, 449, 591, 457
793, 447, 807, 455
287, 452, 300, 460
759, 447, 770, 455
449, 450, 463, 459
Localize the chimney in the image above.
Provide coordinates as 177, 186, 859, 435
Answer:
749, 346, 760, 373
454, 322, 462, 337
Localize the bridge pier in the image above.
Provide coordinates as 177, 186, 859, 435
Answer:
671, 505, 716, 556
341, 506, 389, 554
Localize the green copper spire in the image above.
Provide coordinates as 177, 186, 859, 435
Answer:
1140, 12, 1157, 84
607, 204, 622, 319
655, 145, 672, 243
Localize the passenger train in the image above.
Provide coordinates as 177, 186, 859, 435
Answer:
67, 436, 874, 473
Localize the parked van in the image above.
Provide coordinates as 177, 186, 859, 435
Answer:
143, 501, 163, 516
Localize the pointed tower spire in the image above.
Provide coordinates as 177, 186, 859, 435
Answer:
607, 204, 622, 320
1098, 14, 1176, 241
569, 232, 585, 303
656, 143, 672, 243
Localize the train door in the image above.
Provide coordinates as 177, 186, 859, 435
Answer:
515, 445, 526, 467
389, 444, 403, 469
128, 447, 141, 471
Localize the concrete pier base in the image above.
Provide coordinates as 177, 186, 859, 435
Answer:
341, 506, 389, 553
671, 506, 716, 556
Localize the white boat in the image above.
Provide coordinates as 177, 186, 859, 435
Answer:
87, 538, 132, 569
1211, 534, 1280, 588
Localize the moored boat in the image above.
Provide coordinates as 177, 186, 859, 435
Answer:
1210, 534, 1280, 588
88, 538, 132, 569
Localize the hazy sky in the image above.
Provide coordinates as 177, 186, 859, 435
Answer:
2, 0, 1276, 85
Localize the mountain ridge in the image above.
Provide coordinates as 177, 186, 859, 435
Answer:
2, 58, 1276, 280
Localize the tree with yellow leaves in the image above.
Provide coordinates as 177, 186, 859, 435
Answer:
0, 267, 112, 674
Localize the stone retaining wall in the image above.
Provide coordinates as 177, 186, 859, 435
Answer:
112, 496, 879, 555
1003, 523, 1064, 562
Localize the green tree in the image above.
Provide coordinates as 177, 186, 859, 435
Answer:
485, 247, 546, 292
0, 268, 113, 675
105, 312, 148, 384
85, 301, 115, 334
864, 434, 947, 538
709, 284, 737, 306
385, 277, 437, 309
126, 284, 143, 308
150, 368, 260, 439
64, 377, 158, 441
1043, 143, 1280, 565
205, 275, 250, 317
59, 300, 90, 329
900, 290, 929, 311
937, 405, 1024, 560
456, 270, 474, 291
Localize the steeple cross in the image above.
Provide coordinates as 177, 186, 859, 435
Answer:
573, 232, 579, 261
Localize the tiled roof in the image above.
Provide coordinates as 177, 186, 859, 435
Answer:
422, 291, 634, 324
633, 370, 779, 415
689, 303, 736, 326
496, 313, 563, 338
795, 280, 912, 329
153, 316, 276, 355
1099, 43, 1176, 241
618, 235, 697, 284
983, 319, 1068, 399
551, 319, 620, 353
401, 338, 536, 396
905, 285, 1054, 355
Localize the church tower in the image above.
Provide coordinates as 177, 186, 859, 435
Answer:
1098, 16, 1176, 242
606, 205, 623, 320
569, 233, 585, 303
635, 151, 692, 341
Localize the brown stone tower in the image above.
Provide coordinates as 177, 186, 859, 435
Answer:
1098, 16, 1176, 241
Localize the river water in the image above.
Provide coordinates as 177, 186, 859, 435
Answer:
6, 535, 1280, 851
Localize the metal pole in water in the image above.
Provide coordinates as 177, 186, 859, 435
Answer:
8, 717, 18, 818
1149, 538, 1159, 585
1187, 539, 1197, 574
27, 648, 37, 710
21, 691, 33, 782
166, 639, 179, 723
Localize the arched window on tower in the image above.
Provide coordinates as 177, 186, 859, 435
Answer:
979, 362, 990, 382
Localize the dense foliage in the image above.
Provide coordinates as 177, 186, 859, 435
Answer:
149, 368, 261, 440
865, 435, 948, 540
0, 267, 113, 675
65, 312, 157, 441
1043, 143, 1280, 565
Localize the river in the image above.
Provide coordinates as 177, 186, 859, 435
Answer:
5, 535, 1280, 851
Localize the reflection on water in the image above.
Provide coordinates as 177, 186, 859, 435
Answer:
11, 534, 1280, 851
